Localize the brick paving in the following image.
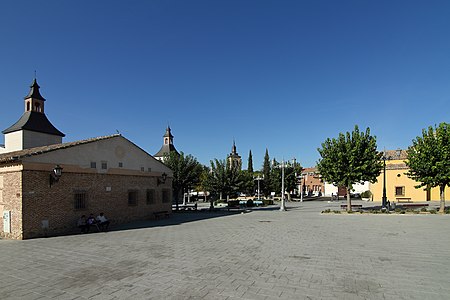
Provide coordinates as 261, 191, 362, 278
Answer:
1, 200, 449, 299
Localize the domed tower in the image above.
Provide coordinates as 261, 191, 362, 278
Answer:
1, 78, 64, 153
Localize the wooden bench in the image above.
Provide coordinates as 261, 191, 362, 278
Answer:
401, 203, 429, 208
396, 198, 412, 203
340, 204, 363, 210
153, 211, 170, 219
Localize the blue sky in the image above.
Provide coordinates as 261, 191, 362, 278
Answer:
1, 0, 450, 169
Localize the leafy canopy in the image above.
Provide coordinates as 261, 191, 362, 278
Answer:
317, 125, 382, 190
406, 122, 450, 189
163, 151, 203, 200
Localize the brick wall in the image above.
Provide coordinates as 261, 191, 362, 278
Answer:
19, 170, 172, 239
0, 170, 23, 240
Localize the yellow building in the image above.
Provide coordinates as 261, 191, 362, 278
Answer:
371, 149, 450, 202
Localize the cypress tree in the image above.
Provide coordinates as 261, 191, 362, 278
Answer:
247, 150, 254, 173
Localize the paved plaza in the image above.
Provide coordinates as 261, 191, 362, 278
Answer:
0, 200, 449, 299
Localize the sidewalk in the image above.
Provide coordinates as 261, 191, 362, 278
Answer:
0, 201, 449, 299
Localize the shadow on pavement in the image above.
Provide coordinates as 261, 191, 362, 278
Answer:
110, 209, 248, 232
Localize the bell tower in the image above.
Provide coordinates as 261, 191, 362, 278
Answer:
1, 78, 65, 153
154, 126, 179, 161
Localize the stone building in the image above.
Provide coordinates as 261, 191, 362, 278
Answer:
227, 141, 242, 170
0, 79, 172, 239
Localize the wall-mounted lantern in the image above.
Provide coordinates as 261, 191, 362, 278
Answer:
157, 172, 167, 186
49, 165, 63, 187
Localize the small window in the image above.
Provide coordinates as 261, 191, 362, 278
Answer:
128, 190, 138, 206
395, 186, 405, 196
90, 162, 97, 169
141, 167, 145, 172
147, 167, 151, 172
101, 161, 107, 169
74, 191, 87, 210
118, 162, 123, 168
162, 189, 170, 203
146, 189, 155, 205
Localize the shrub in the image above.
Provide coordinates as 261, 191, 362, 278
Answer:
420, 207, 428, 212
246, 199, 254, 207
227, 200, 239, 207
322, 209, 331, 213
360, 190, 372, 198
263, 199, 274, 206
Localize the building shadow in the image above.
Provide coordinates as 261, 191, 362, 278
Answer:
109, 209, 248, 232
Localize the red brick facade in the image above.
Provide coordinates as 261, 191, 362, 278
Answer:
1, 165, 172, 239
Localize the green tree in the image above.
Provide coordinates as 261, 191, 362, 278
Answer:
262, 149, 271, 196
317, 125, 383, 211
247, 150, 254, 173
240, 170, 255, 196
204, 159, 242, 201
163, 151, 203, 210
269, 160, 302, 200
406, 123, 450, 213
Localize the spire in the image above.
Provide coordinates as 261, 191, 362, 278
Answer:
163, 126, 174, 138
24, 78, 46, 101
232, 139, 237, 154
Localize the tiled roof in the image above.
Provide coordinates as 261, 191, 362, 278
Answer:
0, 134, 120, 164
382, 149, 407, 160
2, 111, 65, 136
154, 144, 179, 158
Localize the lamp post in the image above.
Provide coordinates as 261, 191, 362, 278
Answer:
254, 175, 264, 200
280, 160, 286, 211
301, 175, 305, 202
382, 152, 391, 209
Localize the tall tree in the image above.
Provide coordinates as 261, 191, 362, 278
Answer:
262, 148, 271, 196
204, 159, 242, 201
163, 151, 203, 210
406, 123, 450, 213
317, 125, 383, 211
247, 150, 254, 173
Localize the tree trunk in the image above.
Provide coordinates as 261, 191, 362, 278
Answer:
346, 187, 352, 212
439, 184, 446, 214
174, 189, 181, 211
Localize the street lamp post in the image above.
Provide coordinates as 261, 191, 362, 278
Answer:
300, 175, 304, 202
254, 175, 264, 200
382, 157, 387, 209
382, 152, 391, 209
280, 160, 286, 211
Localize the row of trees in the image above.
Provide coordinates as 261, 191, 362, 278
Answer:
163, 122, 450, 213
317, 123, 450, 213
163, 150, 303, 209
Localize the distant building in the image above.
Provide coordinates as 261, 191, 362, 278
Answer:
370, 149, 450, 202
0, 78, 172, 239
227, 140, 242, 170
154, 126, 179, 161
301, 167, 324, 196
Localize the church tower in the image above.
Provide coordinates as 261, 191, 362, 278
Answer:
154, 126, 179, 161
0, 78, 65, 153
227, 140, 242, 170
